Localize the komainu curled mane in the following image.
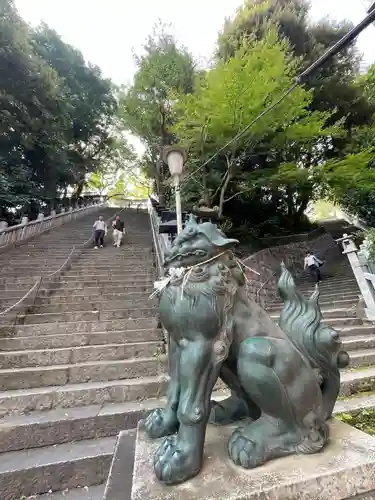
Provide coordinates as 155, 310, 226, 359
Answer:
143, 214, 349, 486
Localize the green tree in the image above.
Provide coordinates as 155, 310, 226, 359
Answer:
0, 0, 72, 218
322, 64, 375, 226
85, 134, 137, 196
119, 22, 196, 203
217, 0, 372, 133
107, 171, 152, 203
173, 31, 337, 225
31, 24, 117, 200
0, 0, 118, 220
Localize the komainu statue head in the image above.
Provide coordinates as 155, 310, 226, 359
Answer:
163, 214, 239, 269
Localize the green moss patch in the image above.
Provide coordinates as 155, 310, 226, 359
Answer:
337, 389, 375, 401
336, 409, 375, 436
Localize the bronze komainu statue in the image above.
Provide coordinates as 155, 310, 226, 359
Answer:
143, 215, 349, 485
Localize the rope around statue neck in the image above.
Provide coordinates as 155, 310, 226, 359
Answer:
149, 251, 260, 300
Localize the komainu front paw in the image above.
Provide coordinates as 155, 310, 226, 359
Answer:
228, 427, 265, 469
154, 436, 201, 485
143, 408, 178, 439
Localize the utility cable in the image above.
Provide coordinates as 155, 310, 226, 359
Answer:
180, 6, 375, 188
181, 83, 298, 187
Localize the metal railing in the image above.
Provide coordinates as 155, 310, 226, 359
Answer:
0, 204, 128, 330
147, 199, 173, 366
147, 200, 170, 277
0, 203, 104, 251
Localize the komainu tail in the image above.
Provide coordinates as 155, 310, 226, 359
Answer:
277, 263, 349, 419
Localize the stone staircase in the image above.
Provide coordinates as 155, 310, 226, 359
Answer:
0, 210, 107, 312
0, 209, 164, 500
0, 213, 375, 499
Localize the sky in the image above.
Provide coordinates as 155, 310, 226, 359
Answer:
15, 0, 375, 86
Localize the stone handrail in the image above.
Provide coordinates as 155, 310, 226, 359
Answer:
0, 202, 105, 251
147, 199, 174, 367
0, 204, 129, 329
147, 199, 170, 278
337, 234, 375, 321
119, 199, 148, 210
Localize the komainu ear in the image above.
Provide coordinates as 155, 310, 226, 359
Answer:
197, 222, 239, 249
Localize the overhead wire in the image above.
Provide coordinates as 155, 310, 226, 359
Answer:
179, 6, 375, 189
181, 83, 299, 187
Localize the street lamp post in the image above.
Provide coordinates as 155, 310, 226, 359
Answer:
162, 146, 187, 234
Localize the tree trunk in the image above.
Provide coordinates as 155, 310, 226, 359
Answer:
202, 166, 209, 205
74, 180, 85, 199
218, 156, 233, 219
286, 187, 295, 228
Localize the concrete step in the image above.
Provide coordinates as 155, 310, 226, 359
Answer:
0, 329, 163, 351
0, 277, 43, 287
0, 341, 163, 369
298, 278, 358, 287
6, 394, 374, 500
269, 307, 358, 321
66, 258, 154, 267
0, 389, 228, 453
267, 291, 360, 306
338, 324, 375, 337
4, 256, 152, 267
342, 334, 375, 351
60, 272, 155, 281
266, 297, 359, 312
0, 357, 166, 391
34, 484, 105, 500
0, 399, 159, 453
5, 392, 371, 500
63, 264, 154, 273
0, 375, 169, 415
2, 318, 159, 336
19, 307, 158, 325
0, 300, 25, 311
321, 317, 363, 327
4, 283, 154, 298
38, 284, 154, 297
44, 279, 154, 291
334, 392, 375, 415
0, 435, 117, 500
297, 282, 359, 293
340, 366, 375, 397
298, 284, 360, 295
0, 290, 37, 300
32, 299, 156, 314
1, 378, 374, 456
55, 277, 154, 287
0, 364, 373, 417
62, 266, 155, 276
40, 291, 152, 304
346, 348, 375, 368
76, 255, 153, 263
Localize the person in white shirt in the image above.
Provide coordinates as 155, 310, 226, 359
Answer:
93, 216, 107, 249
304, 251, 323, 283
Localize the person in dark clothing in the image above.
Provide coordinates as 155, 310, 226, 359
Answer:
304, 251, 323, 283
112, 215, 125, 247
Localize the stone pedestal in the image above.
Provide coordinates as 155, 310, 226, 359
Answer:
105, 419, 375, 500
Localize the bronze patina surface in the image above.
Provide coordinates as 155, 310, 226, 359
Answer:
144, 215, 349, 485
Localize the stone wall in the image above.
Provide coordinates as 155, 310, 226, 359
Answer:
242, 233, 343, 306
